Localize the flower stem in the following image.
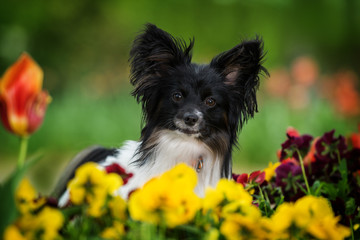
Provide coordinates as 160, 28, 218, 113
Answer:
350, 218, 354, 240
296, 149, 311, 195
17, 136, 29, 169
258, 185, 268, 217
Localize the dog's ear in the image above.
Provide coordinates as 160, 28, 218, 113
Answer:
210, 37, 268, 125
129, 23, 193, 103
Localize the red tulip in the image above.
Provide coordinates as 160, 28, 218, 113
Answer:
0, 53, 51, 137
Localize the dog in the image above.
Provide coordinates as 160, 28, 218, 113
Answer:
55, 23, 267, 205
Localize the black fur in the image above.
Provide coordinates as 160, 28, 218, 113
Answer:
129, 24, 268, 177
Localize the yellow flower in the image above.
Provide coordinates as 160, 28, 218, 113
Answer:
15, 207, 64, 240
86, 174, 124, 217
221, 200, 261, 219
307, 216, 350, 240
3, 225, 26, 240
220, 214, 268, 240
101, 221, 125, 240
34, 207, 64, 240
204, 228, 220, 240
269, 196, 350, 240
203, 179, 252, 221
105, 172, 125, 194
161, 162, 198, 189
128, 163, 201, 228
164, 189, 201, 227
260, 217, 288, 240
68, 162, 106, 204
219, 196, 269, 240
87, 196, 106, 217
263, 162, 280, 182
129, 186, 161, 224
108, 196, 127, 221
15, 178, 46, 214
354, 224, 360, 231
294, 196, 350, 239
270, 202, 295, 233
293, 195, 333, 227
67, 162, 123, 216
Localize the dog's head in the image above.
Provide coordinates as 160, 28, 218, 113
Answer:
129, 23, 267, 160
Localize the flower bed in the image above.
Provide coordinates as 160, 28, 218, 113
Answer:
1, 127, 359, 239
1, 53, 359, 240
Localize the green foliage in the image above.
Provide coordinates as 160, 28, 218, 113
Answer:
0, 154, 41, 237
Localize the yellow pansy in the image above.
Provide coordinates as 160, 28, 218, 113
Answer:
307, 216, 351, 240
163, 189, 201, 227
109, 196, 127, 221
3, 225, 26, 240
129, 187, 161, 224
269, 196, 350, 239
270, 202, 295, 233
87, 196, 106, 217
161, 162, 198, 189
203, 179, 252, 221
294, 196, 350, 239
67, 162, 123, 209
293, 195, 334, 227
204, 228, 220, 240
68, 162, 105, 204
101, 221, 125, 240
220, 214, 268, 240
128, 163, 201, 228
221, 200, 261, 219
105, 172, 125, 194
263, 162, 280, 182
15, 178, 46, 214
14, 207, 64, 240
34, 207, 64, 240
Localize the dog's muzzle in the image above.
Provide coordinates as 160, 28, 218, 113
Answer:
174, 109, 203, 135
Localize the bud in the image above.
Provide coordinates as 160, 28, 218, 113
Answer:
0, 53, 51, 136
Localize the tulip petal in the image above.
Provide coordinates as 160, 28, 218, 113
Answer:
1, 53, 42, 91
27, 91, 51, 134
1, 53, 43, 112
0, 53, 49, 136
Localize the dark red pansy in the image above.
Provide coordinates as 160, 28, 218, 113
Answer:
315, 130, 347, 163
249, 171, 266, 185
105, 163, 134, 185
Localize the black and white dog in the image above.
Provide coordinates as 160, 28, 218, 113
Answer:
55, 24, 267, 205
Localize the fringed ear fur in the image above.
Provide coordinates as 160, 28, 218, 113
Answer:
210, 37, 269, 126
129, 23, 193, 103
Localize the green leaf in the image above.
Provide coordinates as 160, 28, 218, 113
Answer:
311, 180, 324, 196
175, 224, 202, 236
0, 153, 42, 237
273, 187, 284, 207
337, 159, 349, 198
345, 198, 356, 216
321, 182, 338, 200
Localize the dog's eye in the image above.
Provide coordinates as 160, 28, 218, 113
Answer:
172, 92, 183, 102
205, 97, 216, 107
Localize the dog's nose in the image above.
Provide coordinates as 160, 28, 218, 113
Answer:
184, 113, 199, 126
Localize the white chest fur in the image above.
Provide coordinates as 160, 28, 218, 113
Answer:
103, 130, 223, 198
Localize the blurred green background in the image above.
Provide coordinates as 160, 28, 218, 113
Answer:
1, 0, 359, 193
